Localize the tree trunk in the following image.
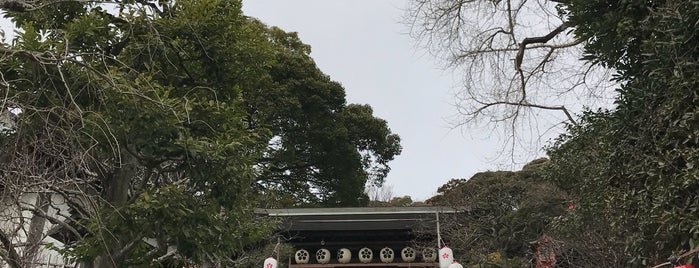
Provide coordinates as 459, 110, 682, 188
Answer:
91, 153, 139, 268
104, 153, 137, 207
23, 192, 50, 265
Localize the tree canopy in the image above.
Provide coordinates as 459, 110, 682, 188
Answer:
545, 0, 699, 265
427, 159, 567, 267
251, 27, 401, 206
412, 0, 699, 266
0, 0, 401, 266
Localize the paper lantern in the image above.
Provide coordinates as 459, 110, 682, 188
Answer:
263, 257, 277, 268
337, 248, 351, 264
294, 249, 309, 264
401, 247, 416, 262
422, 248, 437, 262
448, 260, 464, 268
380, 247, 395, 263
359, 247, 373, 263
438, 246, 454, 268
316, 248, 331, 264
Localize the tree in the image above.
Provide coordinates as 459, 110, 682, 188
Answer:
248, 29, 401, 206
0, 0, 401, 266
545, 0, 699, 265
410, 0, 699, 265
1, 1, 273, 266
407, 0, 615, 160
427, 159, 567, 266
537, 111, 628, 267
366, 184, 396, 204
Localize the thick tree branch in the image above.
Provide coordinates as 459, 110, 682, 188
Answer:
47, 185, 95, 218
515, 23, 570, 71
20, 203, 84, 240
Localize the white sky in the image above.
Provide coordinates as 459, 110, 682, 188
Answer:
241, 0, 532, 201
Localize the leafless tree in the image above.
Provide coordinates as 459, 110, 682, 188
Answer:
406, 0, 616, 162
365, 184, 395, 203
0, 98, 101, 268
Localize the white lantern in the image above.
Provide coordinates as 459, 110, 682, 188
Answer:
337, 248, 352, 264
380, 247, 394, 263
422, 248, 437, 262
448, 260, 464, 268
294, 249, 310, 264
438, 246, 454, 268
316, 248, 331, 264
359, 247, 373, 263
263, 257, 277, 268
401, 247, 416, 262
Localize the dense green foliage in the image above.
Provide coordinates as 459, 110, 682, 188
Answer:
427, 159, 567, 267
410, 0, 699, 266
0, 0, 400, 266
545, 0, 699, 266
252, 27, 401, 206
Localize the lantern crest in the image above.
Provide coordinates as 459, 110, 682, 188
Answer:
439, 246, 454, 268
263, 257, 277, 268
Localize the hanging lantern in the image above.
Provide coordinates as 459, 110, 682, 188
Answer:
401, 247, 416, 262
448, 260, 464, 268
316, 248, 331, 264
294, 249, 309, 264
439, 246, 454, 268
380, 247, 395, 263
359, 247, 374, 263
422, 248, 437, 262
263, 257, 277, 268
675, 265, 695, 268
337, 248, 351, 264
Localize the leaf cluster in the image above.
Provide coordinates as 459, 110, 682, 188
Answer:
0, 0, 402, 266
427, 159, 567, 266
545, 0, 699, 265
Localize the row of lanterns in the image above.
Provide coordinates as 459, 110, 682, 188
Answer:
269, 245, 463, 267
264, 257, 462, 268
294, 246, 425, 264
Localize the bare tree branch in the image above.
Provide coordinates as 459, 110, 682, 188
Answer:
20, 203, 84, 240
474, 100, 576, 125
0, 229, 22, 268
408, 0, 613, 162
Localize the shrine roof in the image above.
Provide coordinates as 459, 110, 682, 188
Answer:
255, 206, 462, 232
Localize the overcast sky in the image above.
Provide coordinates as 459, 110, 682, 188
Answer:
241, 1, 536, 201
